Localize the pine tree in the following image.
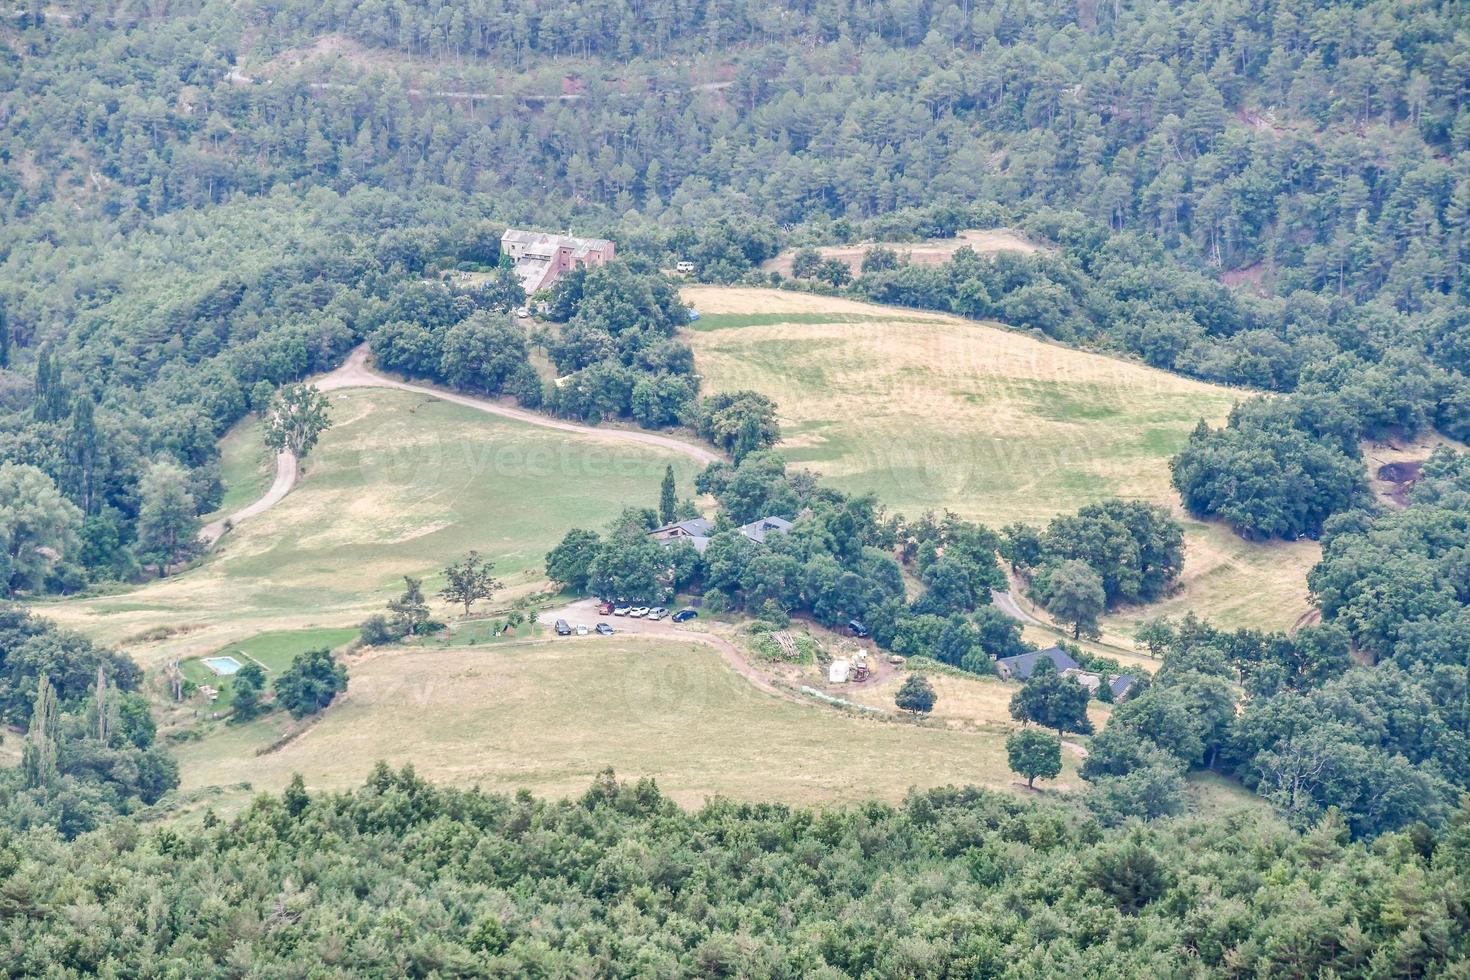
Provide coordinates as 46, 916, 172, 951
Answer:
63, 396, 99, 515
20, 675, 59, 790
659, 465, 677, 526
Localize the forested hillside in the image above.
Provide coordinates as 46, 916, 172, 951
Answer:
4, 767, 1469, 977
4, 2, 1470, 972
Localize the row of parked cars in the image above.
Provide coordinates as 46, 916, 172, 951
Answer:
597, 602, 698, 623
554, 604, 700, 637
554, 620, 617, 637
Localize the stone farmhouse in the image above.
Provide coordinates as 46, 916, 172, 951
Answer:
500, 228, 615, 296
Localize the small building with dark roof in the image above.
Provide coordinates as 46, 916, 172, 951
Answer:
737, 516, 793, 544
649, 517, 713, 554
648, 515, 793, 555
995, 645, 1080, 683
1109, 674, 1137, 700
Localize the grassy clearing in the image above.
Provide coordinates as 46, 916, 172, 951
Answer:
845, 667, 1114, 734
201, 417, 272, 522
46, 388, 702, 669
684, 286, 1320, 635
760, 228, 1044, 278
179, 627, 359, 708
171, 635, 1089, 809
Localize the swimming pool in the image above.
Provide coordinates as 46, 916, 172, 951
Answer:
202, 655, 243, 675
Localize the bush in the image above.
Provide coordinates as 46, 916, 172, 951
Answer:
273, 649, 349, 719
359, 614, 401, 646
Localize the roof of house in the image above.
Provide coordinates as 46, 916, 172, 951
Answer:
996, 645, 1080, 681
649, 515, 791, 555
652, 517, 713, 537
650, 517, 713, 555
1110, 674, 1136, 698
737, 516, 793, 543
501, 228, 613, 256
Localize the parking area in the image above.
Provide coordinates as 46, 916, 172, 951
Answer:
537, 598, 698, 639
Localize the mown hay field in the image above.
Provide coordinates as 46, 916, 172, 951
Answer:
172, 636, 1090, 810
684, 287, 1321, 636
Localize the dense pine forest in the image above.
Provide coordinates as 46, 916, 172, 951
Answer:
3, 0, 1470, 973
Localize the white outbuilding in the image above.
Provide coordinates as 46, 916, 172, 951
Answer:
828, 659, 850, 683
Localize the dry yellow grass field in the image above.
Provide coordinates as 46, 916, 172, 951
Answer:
760, 229, 1044, 278
684, 286, 1321, 636
42, 387, 703, 670
174, 636, 1089, 809
844, 668, 1114, 735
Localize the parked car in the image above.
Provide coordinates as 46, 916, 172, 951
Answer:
687, 309, 701, 322
595, 622, 615, 635
671, 609, 698, 623
848, 619, 870, 638
515, 306, 530, 318
554, 619, 572, 636
597, 601, 614, 615
576, 624, 589, 636
629, 607, 650, 618
648, 607, 668, 620
613, 605, 631, 616
675, 260, 695, 274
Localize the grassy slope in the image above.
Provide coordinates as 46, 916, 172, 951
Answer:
684, 287, 1321, 637
200, 417, 272, 523
48, 388, 703, 668
173, 635, 1089, 809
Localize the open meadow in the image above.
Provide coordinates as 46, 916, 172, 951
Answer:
760, 228, 1045, 278
171, 635, 1089, 810
684, 287, 1322, 636
44, 387, 702, 669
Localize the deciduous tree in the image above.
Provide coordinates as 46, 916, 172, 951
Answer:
264, 383, 332, 461
438, 551, 501, 615
1007, 728, 1062, 788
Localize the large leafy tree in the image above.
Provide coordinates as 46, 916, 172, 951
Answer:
1007, 728, 1062, 789
895, 674, 937, 716
0, 464, 82, 596
273, 648, 348, 719
545, 529, 604, 593
1036, 560, 1105, 640
135, 459, 198, 573
1009, 659, 1093, 736
437, 551, 501, 616
264, 384, 332, 461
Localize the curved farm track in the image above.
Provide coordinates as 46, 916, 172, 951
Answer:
202, 344, 720, 546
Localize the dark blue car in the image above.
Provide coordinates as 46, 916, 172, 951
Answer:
671, 609, 698, 623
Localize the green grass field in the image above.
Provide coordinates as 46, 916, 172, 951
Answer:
172, 635, 1090, 809
201, 417, 273, 523
684, 287, 1321, 635
47, 388, 702, 669
180, 627, 359, 708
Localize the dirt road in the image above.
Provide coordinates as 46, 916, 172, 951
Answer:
991, 588, 1043, 627
200, 344, 720, 545
318, 345, 721, 464
200, 451, 296, 546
